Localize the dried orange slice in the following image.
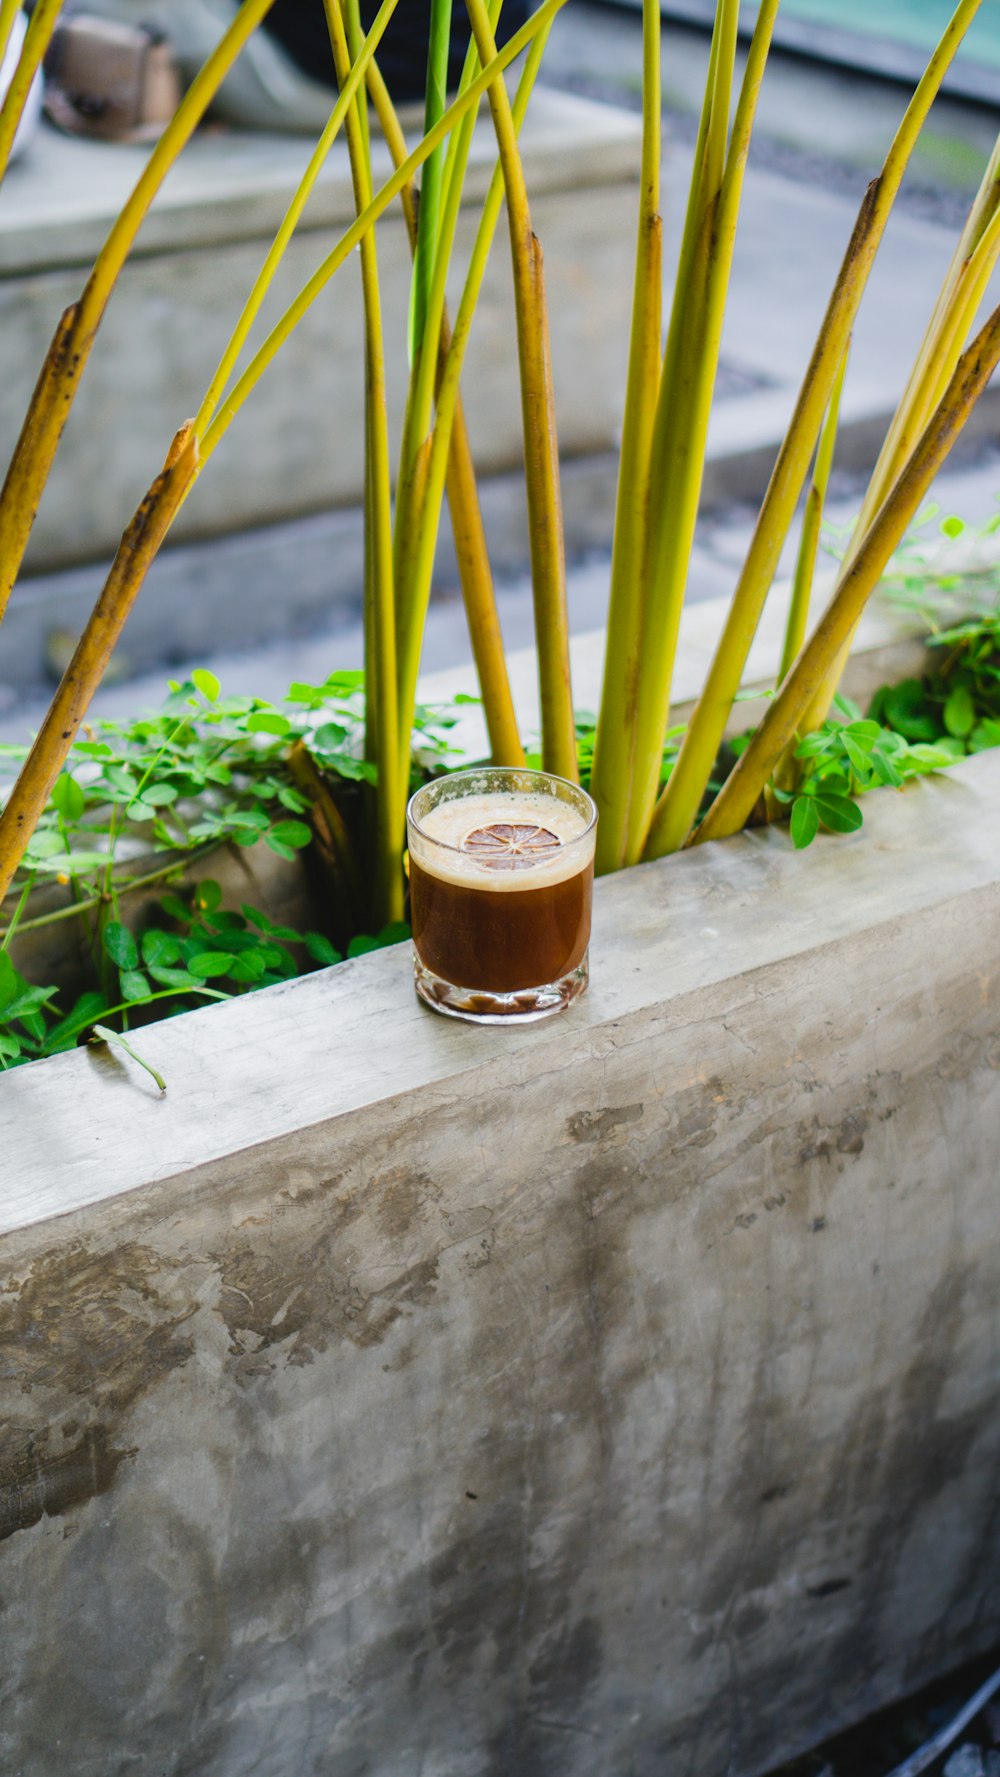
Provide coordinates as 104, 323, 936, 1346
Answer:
463, 822, 562, 871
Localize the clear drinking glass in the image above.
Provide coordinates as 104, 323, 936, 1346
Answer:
406, 767, 598, 1024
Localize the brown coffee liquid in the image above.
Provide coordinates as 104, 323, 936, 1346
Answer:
410, 855, 593, 992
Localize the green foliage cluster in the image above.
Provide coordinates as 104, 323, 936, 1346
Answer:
778, 693, 960, 849
0, 668, 458, 1077
3, 563, 1000, 1077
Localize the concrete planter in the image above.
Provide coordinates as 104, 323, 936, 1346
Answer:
3, 709, 1000, 1774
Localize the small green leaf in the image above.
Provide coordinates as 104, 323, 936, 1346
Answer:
842, 735, 872, 777
142, 930, 181, 969
940, 514, 965, 539
195, 879, 222, 914
120, 969, 151, 1003
225, 951, 268, 983
790, 797, 819, 849
23, 830, 65, 860
0, 953, 58, 1022
813, 793, 863, 834
870, 747, 904, 789
192, 668, 221, 703
46, 991, 109, 1047
139, 783, 178, 807
266, 820, 312, 852
305, 932, 341, 966
347, 934, 380, 958
148, 965, 203, 991
160, 893, 190, 922
90, 1025, 166, 1093
103, 921, 139, 972
969, 717, 1000, 753
51, 773, 86, 822
0, 1033, 22, 1062
187, 951, 236, 979
845, 720, 881, 745
882, 680, 940, 743
943, 684, 975, 739
908, 742, 959, 767
376, 921, 411, 946
247, 711, 291, 737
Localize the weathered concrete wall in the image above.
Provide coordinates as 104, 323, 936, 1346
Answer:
0, 92, 639, 572
3, 753, 1000, 1776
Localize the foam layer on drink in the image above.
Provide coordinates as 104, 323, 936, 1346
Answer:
411, 791, 594, 891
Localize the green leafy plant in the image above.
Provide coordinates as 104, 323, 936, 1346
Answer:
771, 694, 962, 849
0, 866, 408, 1073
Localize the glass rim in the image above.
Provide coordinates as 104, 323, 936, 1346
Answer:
406, 766, 598, 859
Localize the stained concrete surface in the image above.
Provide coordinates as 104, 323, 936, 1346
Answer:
2, 750, 1000, 1775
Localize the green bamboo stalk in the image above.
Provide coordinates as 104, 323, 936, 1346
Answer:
0, 0, 279, 622
323, 0, 401, 927
0, 0, 61, 182
392, 0, 500, 656
642, 0, 986, 863
462, 0, 575, 782
588, 0, 662, 875
0, 426, 199, 902
365, 56, 524, 766
194, 0, 401, 437
393, 17, 553, 797
622, 0, 777, 867
392, 0, 499, 657
777, 341, 849, 684
410, 0, 453, 360
695, 302, 1000, 850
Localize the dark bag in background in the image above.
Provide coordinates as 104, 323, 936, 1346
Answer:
263, 0, 531, 104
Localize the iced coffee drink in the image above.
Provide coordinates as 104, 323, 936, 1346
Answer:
406, 768, 598, 1023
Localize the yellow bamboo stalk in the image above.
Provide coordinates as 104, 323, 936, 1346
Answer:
4, 4, 553, 880
0, 0, 61, 182
0, 0, 22, 71
0, 0, 279, 622
0, 426, 199, 901
194, 0, 401, 438
624, 0, 777, 866
199, 2, 564, 463
694, 303, 1000, 849
777, 341, 849, 684
324, 0, 401, 926
801, 164, 1000, 732
462, 0, 575, 782
588, 0, 662, 874
856, 133, 1000, 537
642, 0, 986, 863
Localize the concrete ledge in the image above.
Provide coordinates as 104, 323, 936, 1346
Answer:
3, 747, 1000, 1775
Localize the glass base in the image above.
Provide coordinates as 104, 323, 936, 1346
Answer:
413, 951, 589, 1024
